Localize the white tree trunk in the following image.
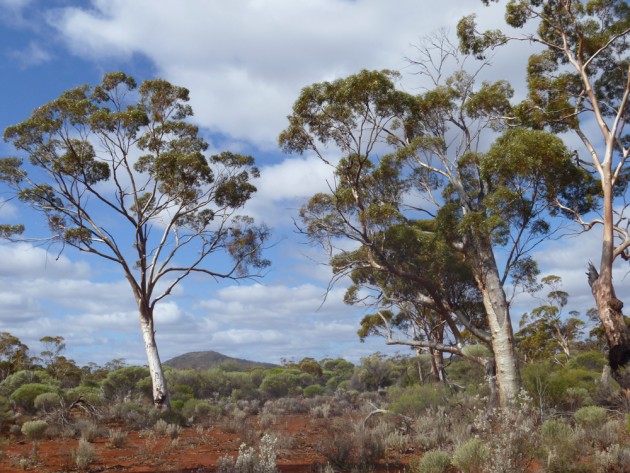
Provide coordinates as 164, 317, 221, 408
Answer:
139, 308, 169, 410
470, 238, 521, 406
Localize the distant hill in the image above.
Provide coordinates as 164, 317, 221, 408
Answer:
164, 350, 277, 371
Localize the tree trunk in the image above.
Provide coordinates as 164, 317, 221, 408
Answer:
469, 237, 521, 406
587, 263, 630, 389
430, 348, 446, 383
138, 307, 170, 410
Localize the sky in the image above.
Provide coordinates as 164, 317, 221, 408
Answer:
0, 0, 625, 368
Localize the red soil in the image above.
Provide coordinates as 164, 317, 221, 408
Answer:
0, 413, 411, 473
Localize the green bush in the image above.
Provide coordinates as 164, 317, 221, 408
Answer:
388, 384, 449, 416
567, 351, 606, 371
64, 385, 101, 405
34, 392, 62, 412
540, 418, 571, 444
412, 450, 451, 473
100, 366, 150, 402
10, 383, 55, 412
574, 406, 608, 429
0, 395, 13, 424
0, 370, 58, 397
303, 384, 326, 398
21, 420, 48, 440
522, 362, 599, 408
452, 438, 489, 473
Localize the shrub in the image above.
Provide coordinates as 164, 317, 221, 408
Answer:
0, 370, 58, 397
216, 433, 279, 473
0, 395, 13, 424
108, 428, 127, 448
73, 438, 96, 470
77, 419, 102, 442
574, 406, 608, 429
100, 366, 151, 402
34, 391, 62, 412
452, 438, 489, 473
21, 420, 48, 441
388, 384, 448, 416
412, 450, 451, 473
166, 423, 182, 440
64, 385, 101, 405
303, 384, 326, 398
10, 383, 55, 412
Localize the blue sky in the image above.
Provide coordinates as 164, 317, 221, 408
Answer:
0, 0, 621, 367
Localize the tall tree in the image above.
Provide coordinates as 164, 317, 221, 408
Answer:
279, 59, 590, 404
2, 72, 270, 409
517, 275, 585, 365
459, 0, 630, 388
0, 332, 30, 381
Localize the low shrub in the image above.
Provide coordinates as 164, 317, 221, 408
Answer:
303, 384, 326, 398
574, 406, 608, 430
21, 420, 48, 441
452, 438, 489, 473
388, 384, 449, 416
412, 450, 451, 473
108, 428, 127, 448
73, 438, 96, 470
34, 391, 62, 413
216, 433, 279, 473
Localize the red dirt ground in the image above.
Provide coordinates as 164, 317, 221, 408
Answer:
0, 413, 413, 473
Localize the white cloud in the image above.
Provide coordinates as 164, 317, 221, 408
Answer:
46, 0, 516, 148
9, 41, 52, 67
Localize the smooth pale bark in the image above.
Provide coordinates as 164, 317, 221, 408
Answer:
138, 307, 169, 410
469, 237, 521, 405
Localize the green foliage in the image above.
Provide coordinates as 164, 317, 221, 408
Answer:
0, 369, 58, 397
522, 361, 600, 408
388, 384, 449, 416
100, 366, 150, 402
21, 420, 48, 441
303, 384, 326, 398
452, 438, 489, 473
33, 392, 61, 412
573, 405, 608, 429
412, 450, 451, 473
0, 395, 13, 424
10, 383, 55, 412
260, 371, 301, 399
567, 351, 607, 371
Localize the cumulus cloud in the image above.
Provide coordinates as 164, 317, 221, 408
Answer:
46, 0, 517, 148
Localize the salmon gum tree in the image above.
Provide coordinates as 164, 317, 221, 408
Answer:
1, 72, 270, 410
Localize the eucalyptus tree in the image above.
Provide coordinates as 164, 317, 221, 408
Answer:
459, 0, 630, 387
280, 57, 591, 404
517, 275, 585, 365
346, 221, 493, 388
1, 72, 270, 409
